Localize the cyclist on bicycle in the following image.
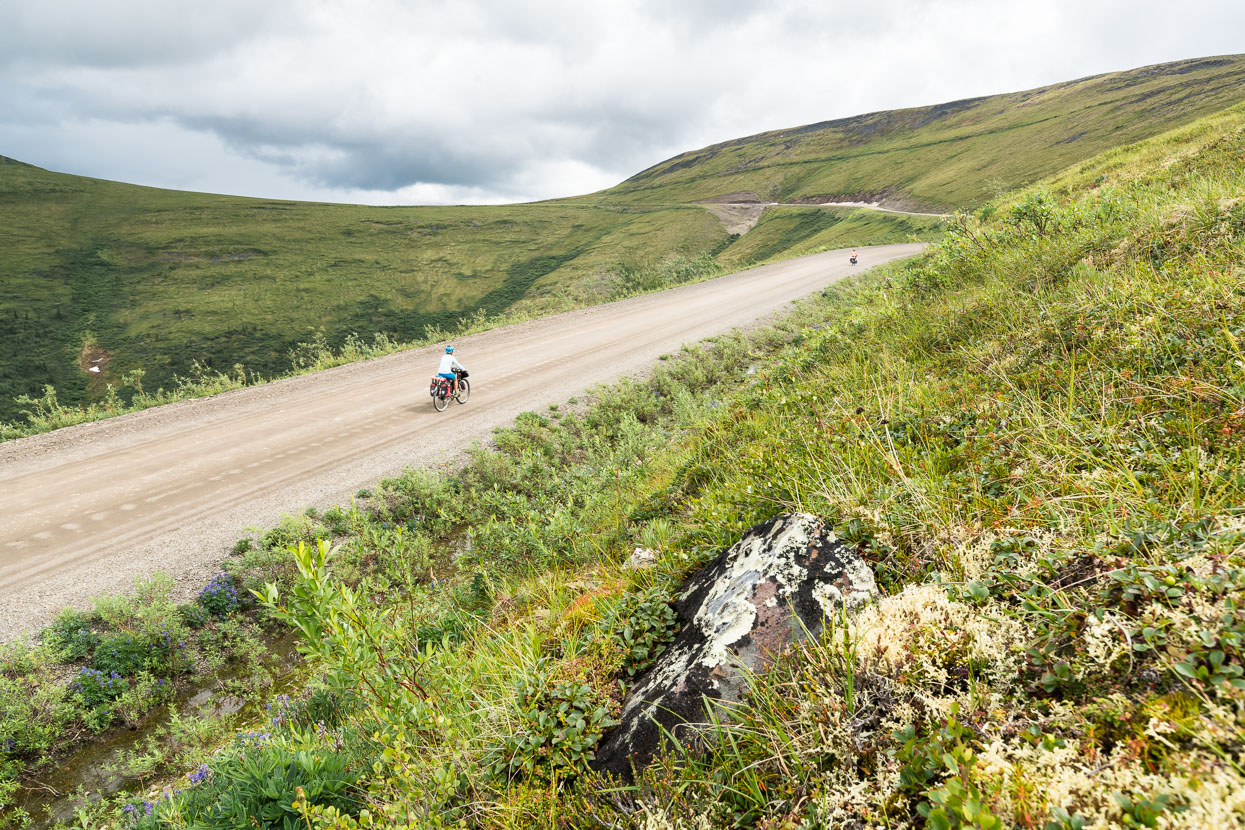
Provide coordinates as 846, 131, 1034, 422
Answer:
436, 346, 467, 396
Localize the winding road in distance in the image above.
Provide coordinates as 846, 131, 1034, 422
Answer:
0, 243, 923, 639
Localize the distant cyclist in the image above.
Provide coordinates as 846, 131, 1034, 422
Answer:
436, 346, 467, 396
849, 249, 859, 264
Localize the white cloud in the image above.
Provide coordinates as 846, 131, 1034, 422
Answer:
0, 0, 1241, 205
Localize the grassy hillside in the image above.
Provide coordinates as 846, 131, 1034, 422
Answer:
5, 100, 1245, 827
0, 158, 729, 422
5, 56, 1242, 428
598, 55, 1245, 211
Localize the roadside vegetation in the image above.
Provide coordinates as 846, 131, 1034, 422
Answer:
4, 99, 1245, 827
0, 243, 734, 440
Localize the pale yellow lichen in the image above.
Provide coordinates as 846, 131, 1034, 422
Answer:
976, 735, 1245, 829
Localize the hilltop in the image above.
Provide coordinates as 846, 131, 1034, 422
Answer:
2, 54, 1243, 427
600, 54, 1245, 210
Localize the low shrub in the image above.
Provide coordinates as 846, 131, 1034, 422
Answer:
488, 661, 618, 784
131, 744, 362, 830
179, 602, 211, 629
41, 608, 100, 660
0, 653, 79, 758
606, 587, 678, 678
92, 634, 148, 676
198, 572, 241, 617
320, 505, 352, 537
71, 667, 128, 709
114, 673, 174, 728
260, 514, 324, 552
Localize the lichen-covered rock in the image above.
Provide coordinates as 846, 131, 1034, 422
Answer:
591, 513, 876, 779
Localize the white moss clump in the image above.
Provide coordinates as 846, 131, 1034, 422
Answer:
852, 583, 1028, 694
1076, 611, 1130, 680
975, 735, 1245, 829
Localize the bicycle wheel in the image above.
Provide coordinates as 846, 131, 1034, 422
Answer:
433, 391, 449, 412
455, 378, 471, 404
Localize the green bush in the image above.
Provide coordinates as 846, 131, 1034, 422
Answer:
606, 588, 678, 678
892, 711, 1002, 829
284, 687, 355, 732
320, 505, 352, 537
179, 602, 211, 629
488, 661, 618, 783
114, 672, 174, 727
0, 652, 79, 758
134, 745, 362, 830
92, 634, 148, 676
260, 514, 324, 551
41, 608, 100, 660
71, 667, 128, 708
198, 572, 241, 617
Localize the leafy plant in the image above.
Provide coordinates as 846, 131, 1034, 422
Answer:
179, 601, 211, 629
606, 588, 679, 678
133, 745, 361, 830
198, 572, 241, 617
1112, 792, 1183, 828
41, 608, 99, 660
489, 661, 618, 783
71, 667, 127, 708
1172, 600, 1245, 691
892, 711, 1001, 829
92, 634, 148, 676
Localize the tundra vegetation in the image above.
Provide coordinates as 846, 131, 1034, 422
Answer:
4, 98, 1245, 830
4, 55, 1244, 431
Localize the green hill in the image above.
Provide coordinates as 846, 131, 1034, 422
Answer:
3, 54, 1243, 425
0, 163, 731, 422
599, 54, 1245, 210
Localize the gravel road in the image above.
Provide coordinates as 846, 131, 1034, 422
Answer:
0, 244, 923, 640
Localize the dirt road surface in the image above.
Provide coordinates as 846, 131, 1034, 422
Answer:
0, 244, 923, 639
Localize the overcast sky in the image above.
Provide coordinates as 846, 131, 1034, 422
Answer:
1, 0, 1241, 205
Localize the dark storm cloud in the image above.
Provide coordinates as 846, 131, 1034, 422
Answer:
1, 0, 1242, 204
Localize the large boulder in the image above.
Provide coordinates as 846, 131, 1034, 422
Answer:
591, 513, 876, 779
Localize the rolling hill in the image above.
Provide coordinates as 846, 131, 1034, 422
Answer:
598, 54, 1245, 210
2, 54, 1243, 424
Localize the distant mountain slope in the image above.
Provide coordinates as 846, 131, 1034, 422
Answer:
599, 55, 1245, 211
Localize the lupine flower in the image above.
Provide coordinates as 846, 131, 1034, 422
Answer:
198, 572, 241, 615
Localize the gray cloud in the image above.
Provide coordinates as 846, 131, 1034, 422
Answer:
0, 0, 301, 69
1, 0, 1242, 205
